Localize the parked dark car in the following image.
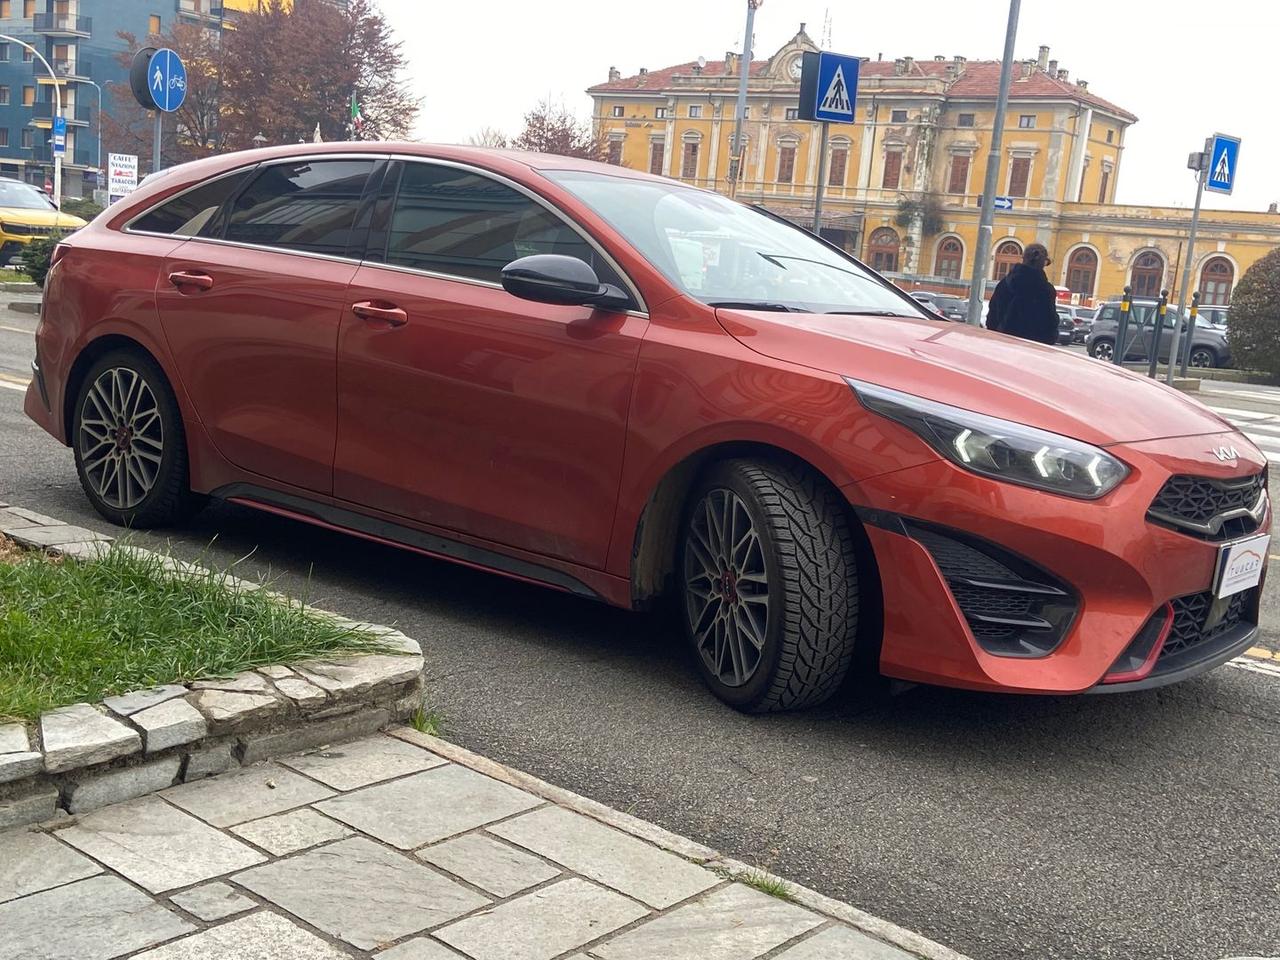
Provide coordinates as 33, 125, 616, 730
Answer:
911, 291, 967, 322
1086, 298, 1232, 368
1055, 308, 1075, 345
1062, 306, 1096, 343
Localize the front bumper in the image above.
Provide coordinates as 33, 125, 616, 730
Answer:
845, 430, 1269, 694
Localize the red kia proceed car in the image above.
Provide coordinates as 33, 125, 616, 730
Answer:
25, 144, 1271, 711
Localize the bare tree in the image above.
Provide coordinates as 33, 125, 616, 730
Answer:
468, 126, 508, 148
512, 100, 604, 160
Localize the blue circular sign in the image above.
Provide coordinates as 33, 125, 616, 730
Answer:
148, 48, 187, 113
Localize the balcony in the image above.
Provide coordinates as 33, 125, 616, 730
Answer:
32, 13, 92, 37
31, 101, 92, 125
35, 57, 93, 81
30, 144, 92, 168
177, 0, 224, 21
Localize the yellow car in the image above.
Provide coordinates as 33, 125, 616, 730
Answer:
0, 177, 86, 263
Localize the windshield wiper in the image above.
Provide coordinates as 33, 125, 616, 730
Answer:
706, 300, 802, 312
825, 309, 922, 318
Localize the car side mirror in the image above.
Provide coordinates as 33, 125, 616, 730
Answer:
501, 254, 630, 311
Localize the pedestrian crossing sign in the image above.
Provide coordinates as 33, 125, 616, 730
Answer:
798, 50, 861, 124
1205, 133, 1241, 195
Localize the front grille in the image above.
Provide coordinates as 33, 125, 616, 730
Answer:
1147, 471, 1267, 541
0, 222, 58, 237
1163, 588, 1256, 659
907, 522, 1077, 657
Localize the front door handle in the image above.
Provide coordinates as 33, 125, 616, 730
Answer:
168, 271, 214, 292
352, 300, 408, 327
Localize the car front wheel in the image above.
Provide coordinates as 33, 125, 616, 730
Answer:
72, 349, 202, 528
680, 459, 860, 713
1089, 338, 1115, 361
1188, 347, 1218, 368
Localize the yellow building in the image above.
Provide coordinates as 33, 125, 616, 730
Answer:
588, 25, 1278, 307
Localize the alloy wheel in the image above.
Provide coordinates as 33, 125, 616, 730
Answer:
683, 488, 771, 688
1189, 349, 1213, 368
78, 367, 164, 510
1093, 341, 1114, 361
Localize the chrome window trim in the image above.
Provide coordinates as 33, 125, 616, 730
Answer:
121, 153, 391, 238
386, 155, 648, 314
155, 233, 367, 268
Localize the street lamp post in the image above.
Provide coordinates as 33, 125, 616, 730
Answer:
964, 1, 1021, 325
73, 79, 104, 189
0, 33, 63, 209
728, 0, 762, 198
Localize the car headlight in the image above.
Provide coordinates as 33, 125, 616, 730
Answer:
847, 379, 1129, 499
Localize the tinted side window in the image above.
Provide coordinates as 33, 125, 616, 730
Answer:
379, 162, 627, 292
1098, 305, 1117, 324
225, 160, 375, 256
131, 171, 250, 237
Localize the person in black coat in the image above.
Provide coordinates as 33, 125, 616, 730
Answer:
985, 243, 1059, 344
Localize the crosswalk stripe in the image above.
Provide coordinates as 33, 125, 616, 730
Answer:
0, 379, 26, 392
1202, 389, 1280, 405
1204, 405, 1276, 422
1235, 421, 1280, 437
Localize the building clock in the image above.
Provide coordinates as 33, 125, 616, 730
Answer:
787, 55, 803, 80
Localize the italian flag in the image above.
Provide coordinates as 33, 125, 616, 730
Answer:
350, 92, 365, 135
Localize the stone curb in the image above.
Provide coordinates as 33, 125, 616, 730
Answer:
0, 509, 427, 830
387, 728, 973, 960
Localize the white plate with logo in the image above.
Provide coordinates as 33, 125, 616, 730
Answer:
1214, 532, 1270, 599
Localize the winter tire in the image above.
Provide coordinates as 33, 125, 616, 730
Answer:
680, 458, 860, 712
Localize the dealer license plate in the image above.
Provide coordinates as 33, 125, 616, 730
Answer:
1214, 533, 1270, 599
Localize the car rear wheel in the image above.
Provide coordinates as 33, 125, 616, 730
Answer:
1188, 347, 1217, 368
680, 459, 860, 712
1089, 338, 1115, 361
72, 350, 202, 528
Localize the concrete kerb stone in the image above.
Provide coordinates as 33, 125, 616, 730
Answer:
386, 727, 970, 960
0, 505, 427, 831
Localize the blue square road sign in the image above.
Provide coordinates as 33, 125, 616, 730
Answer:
798, 51, 860, 124
1205, 133, 1240, 195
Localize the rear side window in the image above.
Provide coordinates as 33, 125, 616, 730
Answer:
376, 162, 626, 290
225, 159, 375, 257
130, 171, 250, 237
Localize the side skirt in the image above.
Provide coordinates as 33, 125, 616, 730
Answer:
210, 483, 602, 601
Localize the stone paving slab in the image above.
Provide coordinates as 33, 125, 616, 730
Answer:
418, 831, 560, 898
0, 874, 195, 960
230, 807, 354, 856
234, 835, 489, 950
0, 831, 100, 904
102, 684, 189, 717
56, 795, 266, 893
133, 698, 208, 754
491, 804, 719, 909
280, 732, 446, 790
40, 702, 141, 772
133, 910, 348, 960
163, 763, 335, 827
591, 883, 823, 960
436, 877, 648, 960
316, 762, 540, 849
0, 730, 958, 960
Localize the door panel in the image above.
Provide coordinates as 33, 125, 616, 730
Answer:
335, 265, 646, 567
156, 243, 358, 493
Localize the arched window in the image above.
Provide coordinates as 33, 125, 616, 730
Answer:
1200, 257, 1234, 306
934, 237, 963, 279
868, 228, 900, 273
992, 240, 1022, 281
1131, 251, 1164, 299
1065, 247, 1097, 296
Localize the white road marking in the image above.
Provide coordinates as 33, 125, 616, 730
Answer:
1204, 406, 1276, 422
1202, 388, 1280, 405
1229, 656, 1280, 679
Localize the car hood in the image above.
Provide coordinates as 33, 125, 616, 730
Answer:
0, 207, 86, 229
715, 309, 1234, 445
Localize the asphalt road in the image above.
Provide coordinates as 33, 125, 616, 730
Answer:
2, 306, 1278, 960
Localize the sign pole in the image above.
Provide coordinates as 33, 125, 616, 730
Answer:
153, 111, 163, 174
728, 0, 760, 198
1166, 141, 1208, 384
964, 0, 1020, 325
812, 121, 830, 233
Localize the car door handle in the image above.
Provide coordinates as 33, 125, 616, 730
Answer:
352, 300, 408, 327
168, 271, 214, 291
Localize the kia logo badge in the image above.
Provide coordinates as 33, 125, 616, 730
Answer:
1210, 445, 1239, 462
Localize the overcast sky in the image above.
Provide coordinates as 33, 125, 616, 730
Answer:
382, 0, 1278, 213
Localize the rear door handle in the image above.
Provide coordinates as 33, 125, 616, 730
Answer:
352, 300, 408, 327
168, 271, 214, 292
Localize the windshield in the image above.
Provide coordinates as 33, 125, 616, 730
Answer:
0, 179, 56, 211
546, 170, 927, 317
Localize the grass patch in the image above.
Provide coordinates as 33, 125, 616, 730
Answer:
410, 707, 444, 737
0, 539, 389, 722
737, 869, 795, 902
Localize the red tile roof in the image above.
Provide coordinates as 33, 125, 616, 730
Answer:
589, 57, 1136, 123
